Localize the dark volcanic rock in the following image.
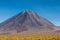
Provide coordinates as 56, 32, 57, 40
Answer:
0, 10, 56, 34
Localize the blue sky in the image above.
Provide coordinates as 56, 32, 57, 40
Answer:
0, 0, 60, 26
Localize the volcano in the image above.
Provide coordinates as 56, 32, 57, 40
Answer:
0, 10, 56, 34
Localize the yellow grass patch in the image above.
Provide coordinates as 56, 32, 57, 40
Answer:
0, 33, 59, 40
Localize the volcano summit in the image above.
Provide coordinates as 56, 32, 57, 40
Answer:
0, 10, 57, 34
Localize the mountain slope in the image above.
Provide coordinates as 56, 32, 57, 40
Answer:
0, 10, 56, 34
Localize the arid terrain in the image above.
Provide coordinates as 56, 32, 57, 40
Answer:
0, 34, 59, 40
0, 10, 60, 34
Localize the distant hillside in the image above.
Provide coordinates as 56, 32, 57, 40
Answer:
0, 10, 58, 34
